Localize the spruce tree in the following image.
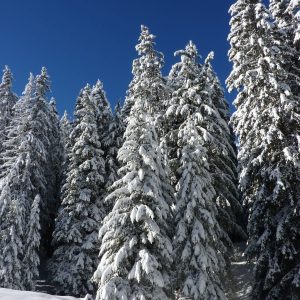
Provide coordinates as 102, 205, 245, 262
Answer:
204, 53, 246, 242
23, 194, 41, 290
60, 110, 72, 162
45, 98, 64, 254
0, 66, 17, 148
102, 101, 125, 190
0, 69, 53, 290
90, 79, 114, 193
0, 184, 25, 290
93, 25, 174, 300
122, 27, 170, 127
166, 42, 227, 300
229, 1, 300, 298
60, 110, 72, 197
49, 84, 106, 297
269, 0, 300, 115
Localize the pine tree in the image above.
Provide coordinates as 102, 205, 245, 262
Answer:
102, 101, 125, 190
165, 42, 227, 300
93, 25, 174, 300
29, 68, 60, 258
122, 26, 170, 128
0, 184, 25, 290
0, 68, 58, 290
23, 194, 41, 290
269, 0, 300, 115
60, 110, 73, 198
44, 98, 63, 257
0, 66, 17, 148
49, 84, 106, 297
228, 1, 300, 298
60, 110, 72, 162
204, 53, 246, 242
90, 79, 113, 192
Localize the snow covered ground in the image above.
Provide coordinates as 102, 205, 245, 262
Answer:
0, 288, 84, 300
226, 243, 253, 300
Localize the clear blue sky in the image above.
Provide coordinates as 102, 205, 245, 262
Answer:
0, 0, 236, 116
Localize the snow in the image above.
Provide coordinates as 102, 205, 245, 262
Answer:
0, 288, 83, 300
225, 243, 253, 300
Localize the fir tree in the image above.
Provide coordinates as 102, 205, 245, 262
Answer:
49, 84, 106, 297
269, 0, 300, 117
166, 42, 227, 300
60, 110, 72, 162
0, 68, 61, 290
228, 1, 300, 298
0, 66, 18, 148
29, 68, 59, 257
90, 79, 113, 194
122, 26, 170, 128
102, 101, 125, 190
45, 98, 64, 255
93, 25, 174, 300
60, 110, 73, 197
204, 53, 246, 242
23, 194, 41, 290
0, 184, 25, 290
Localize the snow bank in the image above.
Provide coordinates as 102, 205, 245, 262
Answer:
0, 288, 83, 300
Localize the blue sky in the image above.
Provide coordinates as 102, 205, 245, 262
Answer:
0, 0, 236, 116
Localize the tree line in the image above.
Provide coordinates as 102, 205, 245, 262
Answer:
0, 0, 299, 299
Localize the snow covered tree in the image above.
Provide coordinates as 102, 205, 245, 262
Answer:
122, 26, 170, 128
93, 25, 174, 300
60, 110, 73, 197
0, 66, 17, 148
228, 0, 300, 298
102, 101, 125, 190
173, 118, 227, 300
29, 68, 61, 258
60, 110, 72, 162
227, 0, 263, 215
44, 98, 63, 256
269, 0, 299, 42
269, 0, 300, 114
204, 53, 246, 242
23, 194, 41, 291
90, 79, 114, 195
49, 84, 106, 297
0, 184, 25, 290
165, 42, 227, 299
0, 68, 60, 291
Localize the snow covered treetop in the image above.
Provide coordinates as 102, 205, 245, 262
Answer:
22, 73, 35, 98
169, 40, 201, 83
134, 25, 164, 76
205, 51, 215, 64
91, 79, 108, 105
136, 25, 157, 55
0, 65, 13, 90
35, 67, 50, 96
174, 40, 199, 62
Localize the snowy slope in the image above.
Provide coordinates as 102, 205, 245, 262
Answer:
0, 288, 84, 300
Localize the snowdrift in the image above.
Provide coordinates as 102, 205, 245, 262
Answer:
0, 288, 83, 300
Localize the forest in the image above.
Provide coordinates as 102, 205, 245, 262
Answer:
0, 0, 299, 300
